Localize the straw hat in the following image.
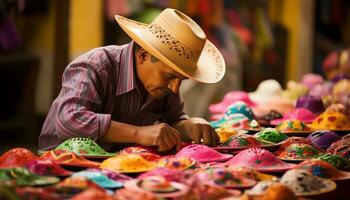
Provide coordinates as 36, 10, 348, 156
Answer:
115, 8, 225, 83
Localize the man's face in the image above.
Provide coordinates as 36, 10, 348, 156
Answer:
136, 51, 188, 99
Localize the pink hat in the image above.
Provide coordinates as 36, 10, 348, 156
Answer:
175, 144, 232, 163
270, 108, 318, 125
26, 159, 72, 176
222, 148, 295, 172
300, 73, 324, 90
209, 91, 256, 114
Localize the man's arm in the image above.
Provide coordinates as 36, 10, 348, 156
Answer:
101, 120, 182, 152
171, 117, 220, 146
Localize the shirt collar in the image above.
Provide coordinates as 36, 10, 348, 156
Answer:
116, 41, 148, 101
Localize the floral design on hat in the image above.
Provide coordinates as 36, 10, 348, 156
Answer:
100, 154, 157, 173
215, 135, 262, 150
254, 128, 288, 144
175, 144, 232, 163
55, 137, 116, 158
280, 169, 336, 196
307, 130, 341, 150
316, 154, 349, 170
296, 159, 350, 180
0, 148, 39, 168
276, 119, 312, 134
223, 148, 295, 172
197, 167, 256, 188
276, 143, 322, 161
310, 104, 350, 130
157, 156, 195, 170
40, 149, 100, 168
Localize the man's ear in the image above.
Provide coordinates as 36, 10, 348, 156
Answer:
136, 48, 150, 65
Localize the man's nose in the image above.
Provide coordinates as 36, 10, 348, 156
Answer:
168, 79, 181, 93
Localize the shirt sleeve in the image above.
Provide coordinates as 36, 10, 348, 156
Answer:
54, 62, 111, 141
160, 92, 189, 123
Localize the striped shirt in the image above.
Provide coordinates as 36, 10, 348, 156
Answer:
39, 41, 188, 151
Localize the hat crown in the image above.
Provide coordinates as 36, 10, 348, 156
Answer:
142, 9, 207, 71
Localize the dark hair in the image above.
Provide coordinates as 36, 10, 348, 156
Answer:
134, 43, 159, 63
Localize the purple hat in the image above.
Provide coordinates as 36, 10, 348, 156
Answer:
307, 130, 341, 150
296, 95, 325, 114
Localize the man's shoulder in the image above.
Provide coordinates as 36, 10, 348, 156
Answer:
74, 44, 127, 62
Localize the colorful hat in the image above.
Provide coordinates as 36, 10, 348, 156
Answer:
40, 149, 100, 168
55, 137, 116, 158
271, 108, 318, 125
87, 168, 132, 183
328, 136, 350, 153
215, 135, 262, 150
296, 95, 325, 114
100, 154, 157, 173
209, 91, 256, 114
276, 143, 322, 161
124, 176, 189, 198
256, 110, 283, 126
276, 119, 312, 134
224, 101, 255, 121
281, 80, 309, 101
316, 154, 350, 170
329, 145, 350, 160
249, 79, 283, 105
197, 167, 256, 188
122, 146, 152, 154
280, 169, 336, 196
57, 176, 104, 191
245, 180, 277, 195
310, 105, 350, 130
215, 127, 240, 143
157, 156, 195, 170
70, 188, 114, 200
273, 137, 313, 155
72, 170, 123, 189
228, 167, 277, 181
296, 159, 350, 180
175, 144, 232, 163
0, 148, 39, 168
223, 148, 295, 172
254, 128, 288, 144
0, 167, 59, 186
300, 73, 324, 90
26, 159, 72, 176
307, 130, 341, 150
138, 167, 183, 182
114, 187, 157, 200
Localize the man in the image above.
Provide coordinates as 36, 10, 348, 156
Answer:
39, 8, 225, 152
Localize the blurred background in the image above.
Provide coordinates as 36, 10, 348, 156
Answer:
0, 0, 349, 153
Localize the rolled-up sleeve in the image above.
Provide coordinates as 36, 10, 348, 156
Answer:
55, 63, 111, 141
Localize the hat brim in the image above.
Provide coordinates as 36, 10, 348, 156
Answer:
115, 15, 225, 83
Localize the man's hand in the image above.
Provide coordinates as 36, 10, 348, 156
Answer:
135, 123, 182, 152
173, 118, 220, 146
